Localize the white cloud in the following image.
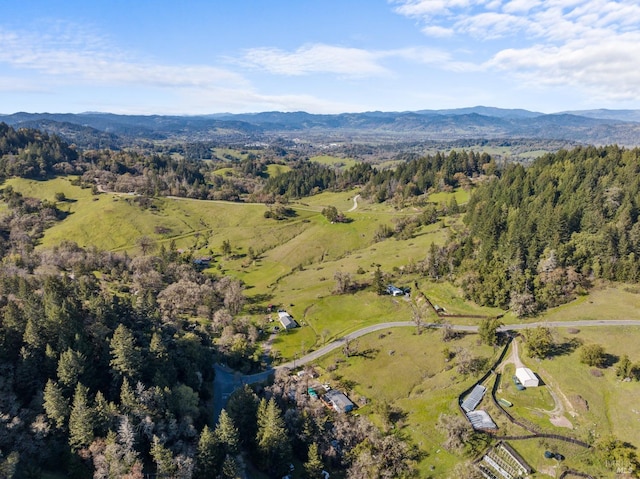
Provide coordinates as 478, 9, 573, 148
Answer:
502, 0, 541, 13
241, 43, 454, 77
241, 44, 390, 77
488, 33, 640, 101
455, 12, 534, 38
392, 0, 640, 102
393, 0, 640, 41
384, 46, 453, 64
0, 26, 247, 90
421, 25, 455, 37
391, 0, 473, 17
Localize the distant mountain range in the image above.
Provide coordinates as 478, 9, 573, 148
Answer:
2, 107, 640, 148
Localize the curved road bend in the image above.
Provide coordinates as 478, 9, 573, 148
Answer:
347, 194, 361, 212
213, 319, 640, 420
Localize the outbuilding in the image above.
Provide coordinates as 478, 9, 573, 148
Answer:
386, 285, 405, 296
515, 367, 539, 387
278, 311, 297, 330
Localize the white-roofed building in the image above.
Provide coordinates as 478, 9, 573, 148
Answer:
515, 367, 539, 387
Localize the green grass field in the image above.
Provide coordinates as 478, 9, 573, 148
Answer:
309, 155, 357, 168
265, 163, 291, 177
312, 327, 496, 476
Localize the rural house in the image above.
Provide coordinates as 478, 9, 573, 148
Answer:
278, 311, 297, 330
324, 390, 354, 413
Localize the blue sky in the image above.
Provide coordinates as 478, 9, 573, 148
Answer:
1, 0, 639, 114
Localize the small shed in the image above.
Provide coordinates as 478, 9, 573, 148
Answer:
515, 367, 539, 387
278, 311, 297, 330
324, 390, 354, 413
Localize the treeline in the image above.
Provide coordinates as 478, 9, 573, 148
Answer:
0, 180, 248, 477
264, 150, 495, 200
0, 123, 79, 178
0, 123, 499, 205
361, 150, 494, 202
428, 145, 640, 314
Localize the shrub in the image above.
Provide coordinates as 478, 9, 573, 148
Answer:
579, 344, 606, 368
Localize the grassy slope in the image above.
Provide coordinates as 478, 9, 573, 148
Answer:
309, 155, 357, 168
6, 176, 640, 477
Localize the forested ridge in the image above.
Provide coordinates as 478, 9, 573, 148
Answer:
0, 123, 79, 179
431, 145, 640, 314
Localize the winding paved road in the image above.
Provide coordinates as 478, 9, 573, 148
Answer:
213, 319, 640, 420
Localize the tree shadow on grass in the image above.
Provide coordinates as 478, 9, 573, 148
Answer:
389, 407, 409, 426
547, 337, 583, 358
353, 348, 380, 360
601, 353, 619, 368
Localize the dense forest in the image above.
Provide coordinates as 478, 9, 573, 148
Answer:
422, 145, 640, 314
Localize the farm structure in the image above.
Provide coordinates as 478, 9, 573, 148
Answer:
278, 311, 297, 330
478, 441, 532, 479
515, 367, 539, 388
461, 384, 487, 412
467, 410, 497, 430
323, 389, 354, 413
386, 284, 406, 296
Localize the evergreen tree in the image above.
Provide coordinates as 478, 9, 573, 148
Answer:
220, 454, 241, 479
150, 436, 177, 477
119, 377, 138, 415
68, 383, 94, 451
226, 384, 259, 448
255, 398, 292, 476
304, 442, 324, 478
215, 409, 240, 455
109, 324, 142, 381
94, 391, 116, 436
43, 379, 69, 430
372, 266, 386, 295
57, 347, 86, 389
195, 425, 222, 478
0, 451, 19, 479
